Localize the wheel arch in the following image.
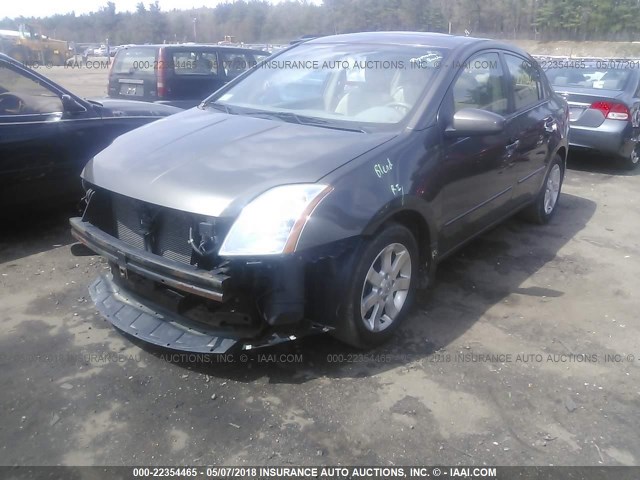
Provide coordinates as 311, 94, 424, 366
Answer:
362, 199, 438, 275
554, 145, 568, 170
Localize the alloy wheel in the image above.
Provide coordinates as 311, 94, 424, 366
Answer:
360, 242, 412, 332
544, 164, 561, 215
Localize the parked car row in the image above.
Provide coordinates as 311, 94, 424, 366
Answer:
82, 44, 121, 58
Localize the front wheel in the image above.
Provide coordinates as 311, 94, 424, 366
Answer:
331, 224, 418, 349
521, 155, 564, 224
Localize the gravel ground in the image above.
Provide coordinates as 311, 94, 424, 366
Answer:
0, 154, 639, 467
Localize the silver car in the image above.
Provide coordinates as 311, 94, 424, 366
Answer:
545, 60, 640, 170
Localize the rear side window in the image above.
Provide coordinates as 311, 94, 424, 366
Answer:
452, 52, 508, 115
219, 52, 257, 79
113, 48, 157, 74
546, 66, 632, 91
171, 51, 219, 76
504, 54, 543, 110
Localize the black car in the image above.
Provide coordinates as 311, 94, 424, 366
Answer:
544, 59, 640, 169
0, 53, 181, 208
108, 44, 270, 109
71, 32, 569, 352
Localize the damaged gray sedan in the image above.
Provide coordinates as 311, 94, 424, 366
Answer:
70, 32, 568, 352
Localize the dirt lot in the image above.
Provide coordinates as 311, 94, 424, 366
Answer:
1, 67, 639, 468
45, 63, 110, 98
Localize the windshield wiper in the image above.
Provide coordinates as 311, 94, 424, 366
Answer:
297, 117, 367, 133
237, 109, 366, 133
206, 102, 233, 114
237, 110, 303, 125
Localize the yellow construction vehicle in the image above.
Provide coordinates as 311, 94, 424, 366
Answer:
0, 24, 70, 66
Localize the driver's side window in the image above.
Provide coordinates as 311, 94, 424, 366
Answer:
452, 52, 508, 115
0, 65, 63, 116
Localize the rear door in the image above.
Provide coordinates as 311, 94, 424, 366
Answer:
219, 50, 264, 81
165, 48, 224, 103
108, 46, 158, 101
502, 53, 554, 204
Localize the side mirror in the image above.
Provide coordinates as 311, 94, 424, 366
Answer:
61, 94, 87, 114
445, 108, 505, 137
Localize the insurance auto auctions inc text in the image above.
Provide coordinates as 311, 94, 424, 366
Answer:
243, 466, 497, 478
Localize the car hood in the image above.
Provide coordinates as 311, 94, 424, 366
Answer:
90, 97, 182, 117
82, 107, 396, 217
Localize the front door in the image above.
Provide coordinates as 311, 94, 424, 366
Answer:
0, 61, 66, 207
438, 51, 516, 254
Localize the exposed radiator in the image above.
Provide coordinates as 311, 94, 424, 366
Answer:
111, 193, 194, 265
156, 210, 193, 265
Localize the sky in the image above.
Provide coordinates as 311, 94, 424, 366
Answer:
4, 0, 321, 19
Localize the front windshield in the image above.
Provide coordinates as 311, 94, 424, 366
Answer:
206, 42, 447, 127
546, 66, 632, 91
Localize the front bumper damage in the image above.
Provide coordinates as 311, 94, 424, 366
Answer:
70, 215, 347, 353
70, 217, 230, 302
90, 273, 239, 353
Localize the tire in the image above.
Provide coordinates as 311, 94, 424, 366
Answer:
620, 143, 640, 171
521, 154, 564, 224
331, 223, 418, 349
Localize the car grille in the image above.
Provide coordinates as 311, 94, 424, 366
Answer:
113, 195, 145, 250
111, 194, 194, 265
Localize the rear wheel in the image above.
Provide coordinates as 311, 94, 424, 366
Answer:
620, 143, 640, 170
521, 155, 564, 224
331, 224, 418, 349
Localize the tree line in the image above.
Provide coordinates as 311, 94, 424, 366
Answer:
1, 0, 640, 46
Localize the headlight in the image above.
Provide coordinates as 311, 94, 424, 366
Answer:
218, 184, 332, 256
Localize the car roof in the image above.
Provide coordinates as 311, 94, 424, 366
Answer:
302, 31, 533, 59
306, 31, 493, 48
118, 44, 268, 54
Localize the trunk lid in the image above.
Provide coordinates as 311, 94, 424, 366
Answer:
555, 87, 626, 127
